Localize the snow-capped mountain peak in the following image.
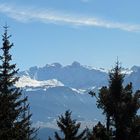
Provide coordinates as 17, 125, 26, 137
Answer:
15, 76, 64, 88
19, 62, 140, 90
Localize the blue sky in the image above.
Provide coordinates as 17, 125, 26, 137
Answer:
0, 0, 140, 70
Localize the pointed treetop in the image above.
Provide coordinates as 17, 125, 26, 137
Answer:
2, 24, 12, 44
3, 23, 9, 33
116, 57, 121, 67
116, 56, 119, 63
110, 59, 122, 74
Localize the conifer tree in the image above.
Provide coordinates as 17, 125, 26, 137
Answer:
97, 87, 111, 132
0, 26, 36, 140
108, 62, 140, 140
86, 122, 111, 140
89, 61, 140, 140
130, 115, 140, 140
51, 110, 86, 140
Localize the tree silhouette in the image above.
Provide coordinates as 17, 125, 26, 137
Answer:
89, 61, 140, 140
51, 110, 86, 140
86, 122, 111, 140
0, 26, 37, 140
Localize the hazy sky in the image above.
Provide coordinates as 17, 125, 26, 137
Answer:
0, 0, 140, 70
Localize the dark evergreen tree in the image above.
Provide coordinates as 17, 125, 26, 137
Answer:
89, 87, 112, 133
86, 122, 111, 140
15, 95, 37, 140
0, 26, 36, 140
108, 62, 140, 140
89, 61, 140, 140
129, 115, 140, 140
97, 87, 111, 132
51, 110, 86, 140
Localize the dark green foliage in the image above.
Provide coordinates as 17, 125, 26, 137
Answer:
129, 115, 140, 140
15, 95, 37, 140
0, 26, 37, 140
90, 61, 140, 140
97, 87, 111, 132
86, 122, 111, 140
52, 110, 86, 140
108, 63, 140, 140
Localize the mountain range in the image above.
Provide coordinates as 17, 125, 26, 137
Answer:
19, 61, 140, 90
16, 62, 140, 139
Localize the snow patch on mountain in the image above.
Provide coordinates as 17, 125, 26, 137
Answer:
71, 88, 86, 94
15, 76, 64, 88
